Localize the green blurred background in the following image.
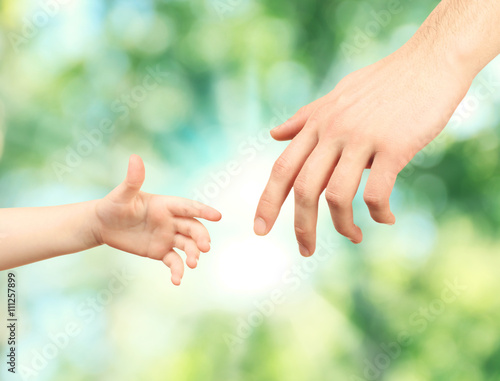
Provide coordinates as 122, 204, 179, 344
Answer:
1, 0, 500, 380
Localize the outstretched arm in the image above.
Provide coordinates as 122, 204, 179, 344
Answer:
0, 200, 100, 270
1, 155, 222, 285
255, 0, 500, 255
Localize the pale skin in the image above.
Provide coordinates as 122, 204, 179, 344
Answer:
0, 155, 222, 286
254, 0, 500, 256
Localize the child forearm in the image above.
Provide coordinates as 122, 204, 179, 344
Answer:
0, 201, 100, 270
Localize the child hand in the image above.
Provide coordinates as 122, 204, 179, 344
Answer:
94, 155, 221, 286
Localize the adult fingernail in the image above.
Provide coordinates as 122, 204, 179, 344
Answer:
254, 217, 267, 235
298, 243, 310, 257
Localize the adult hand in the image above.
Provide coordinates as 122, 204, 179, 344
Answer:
254, 46, 472, 256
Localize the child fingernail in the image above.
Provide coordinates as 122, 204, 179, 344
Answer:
254, 218, 267, 235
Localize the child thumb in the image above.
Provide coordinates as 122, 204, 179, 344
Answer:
113, 155, 145, 202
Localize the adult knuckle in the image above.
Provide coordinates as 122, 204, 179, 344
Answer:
315, 104, 332, 117
342, 146, 361, 161
363, 193, 385, 208
349, 133, 373, 149
325, 189, 347, 208
296, 106, 308, 118
294, 224, 309, 238
334, 225, 351, 237
307, 104, 331, 124
294, 177, 314, 204
374, 139, 393, 153
335, 93, 352, 110
258, 192, 275, 210
272, 156, 292, 179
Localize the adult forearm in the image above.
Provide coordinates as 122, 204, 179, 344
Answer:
0, 201, 101, 270
403, 0, 500, 80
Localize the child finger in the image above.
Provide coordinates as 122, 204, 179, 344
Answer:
173, 234, 201, 269
168, 198, 222, 221
174, 217, 211, 252
162, 250, 184, 286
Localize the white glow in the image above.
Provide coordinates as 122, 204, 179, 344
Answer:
216, 236, 291, 293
